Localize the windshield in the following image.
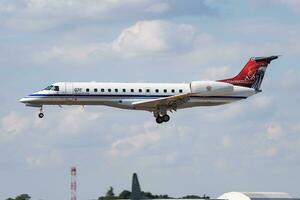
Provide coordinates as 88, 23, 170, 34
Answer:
44, 85, 54, 90
44, 85, 59, 91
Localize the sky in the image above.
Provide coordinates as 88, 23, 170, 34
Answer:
0, 0, 300, 199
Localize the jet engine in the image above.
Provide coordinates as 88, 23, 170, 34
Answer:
190, 81, 234, 95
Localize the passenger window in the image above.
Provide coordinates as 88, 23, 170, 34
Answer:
131, 89, 134, 93
139, 89, 142, 93
115, 89, 118, 92
155, 89, 159, 93
179, 89, 183, 93
101, 88, 105, 92
94, 88, 98, 92
123, 89, 126, 92
164, 89, 167, 93
86, 88, 90, 92
108, 89, 111, 92
146, 89, 150, 93
171, 89, 175, 93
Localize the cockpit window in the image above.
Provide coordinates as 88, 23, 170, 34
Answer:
44, 85, 53, 90
44, 85, 59, 91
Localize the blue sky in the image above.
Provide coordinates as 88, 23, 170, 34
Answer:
1, 0, 300, 199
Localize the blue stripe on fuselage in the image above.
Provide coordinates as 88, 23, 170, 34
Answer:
27, 93, 247, 99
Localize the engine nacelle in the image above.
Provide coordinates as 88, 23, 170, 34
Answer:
190, 81, 234, 95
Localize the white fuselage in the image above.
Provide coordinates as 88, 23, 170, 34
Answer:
20, 81, 256, 111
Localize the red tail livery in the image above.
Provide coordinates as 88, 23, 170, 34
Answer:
218, 56, 279, 91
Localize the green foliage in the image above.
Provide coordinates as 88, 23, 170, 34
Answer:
182, 195, 202, 199
97, 187, 209, 200
119, 190, 131, 199
106, 186, 115, 198
141, 191, 171, 199
98, 187, 117, 200
6, 194, 31, 200
182, 194, 210, 199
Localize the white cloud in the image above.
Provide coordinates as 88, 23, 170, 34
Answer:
26, 149, 63, 168
278, 0, 300, 12
112, 20, 196, 57
107, 130, 161, 157
265, 122, 284, 140
36, 44, 106, 63
0, 108, 103, 145
0, 2, 16, 13
280, 69, 300, 89
1, 0, 160, 31
181, 41, 243, 66
201, 66, 232, 80
222, 135, 232, 148
0, 112, 29, 142
46, 107, 103, 136
203, 103, 244, 121
264, 146, 278, 157
106, 122, 190, 161
0, 0, 214, 32
251, 95, 273, 108
145, 2, 170, 13
36, 20, 198, 63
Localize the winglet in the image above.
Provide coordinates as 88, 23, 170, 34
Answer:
131, 173, 142, 200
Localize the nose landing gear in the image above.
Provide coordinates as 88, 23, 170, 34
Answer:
38, 107, 44, 118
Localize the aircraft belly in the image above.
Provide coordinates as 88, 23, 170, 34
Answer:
188, 97, 237, 104
71, 97, 136, 109
180, 97, 241, 109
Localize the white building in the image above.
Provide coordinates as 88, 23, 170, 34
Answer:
218, 192, 298, 200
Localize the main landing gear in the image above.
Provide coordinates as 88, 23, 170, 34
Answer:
155, 114, 170, 124
154, 110, 170, 124
38, 107, 44, 118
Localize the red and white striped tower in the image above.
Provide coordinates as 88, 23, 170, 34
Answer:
71, 167, 77, 200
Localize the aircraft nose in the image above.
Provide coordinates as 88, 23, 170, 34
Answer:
19, 97, 28, 103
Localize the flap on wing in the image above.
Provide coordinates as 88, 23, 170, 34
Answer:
132, 93, 191, 109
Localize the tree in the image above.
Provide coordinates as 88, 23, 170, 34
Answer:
106, 186, 115, 198
142, 191, 154, 198
182, 194, 210, 199
6, 194, 31, 200
182, 195, 201, 199
119, 190, 131, 199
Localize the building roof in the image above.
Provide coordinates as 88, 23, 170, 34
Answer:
242, 192, 293, 199
218, 192, 297, 200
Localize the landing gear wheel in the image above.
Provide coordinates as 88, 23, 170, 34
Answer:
162, 114, 170, 122
38, 113, 44, 118
156, 116, 163, 124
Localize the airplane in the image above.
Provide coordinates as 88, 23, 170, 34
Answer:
20, 56, 278, 124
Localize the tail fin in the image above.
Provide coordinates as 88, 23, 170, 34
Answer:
218, 56, 279, 91
131, 173, 142, 200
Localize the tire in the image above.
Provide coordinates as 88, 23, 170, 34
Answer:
162, 114, 170, 122
38, 113, 44, 118
156, 117, 163, 124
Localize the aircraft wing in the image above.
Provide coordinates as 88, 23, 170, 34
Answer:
132, 93, 191, 110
